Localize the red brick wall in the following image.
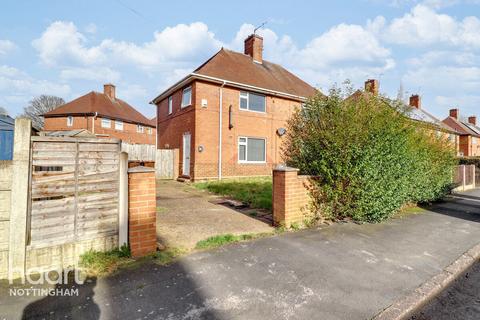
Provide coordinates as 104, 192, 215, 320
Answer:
128, 169, 157, 257
156, 80, 302, 180
157, 83, 196, 178
44, 116, 156, 145
272, 167, 312, 227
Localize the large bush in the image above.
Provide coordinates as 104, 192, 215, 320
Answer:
282, 84, 456, 223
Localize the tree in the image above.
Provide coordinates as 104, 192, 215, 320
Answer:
282, 83, 456, 223
22, 95, 65, 129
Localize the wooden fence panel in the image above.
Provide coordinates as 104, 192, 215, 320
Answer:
29, 137, 120, 248
155, 149, 174, 179
121, 142, 155, 161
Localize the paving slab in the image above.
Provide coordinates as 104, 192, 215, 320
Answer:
1, 190, 480, 319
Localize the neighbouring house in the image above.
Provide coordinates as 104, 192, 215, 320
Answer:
151, 34, 318, 181
352, 80, 460, 154
442, 109, 480, 157
0, 114, 14, 160
43, 84, 156, 145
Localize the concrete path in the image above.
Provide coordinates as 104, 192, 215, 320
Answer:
155, 180, 274, 250
2, 190, 480, 319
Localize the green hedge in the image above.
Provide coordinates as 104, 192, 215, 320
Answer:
282, 85, 457, 223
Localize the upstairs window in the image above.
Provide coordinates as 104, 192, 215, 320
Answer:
168, 96, 173, 114
115, 120, 123, 130
239, 91, 266, 112
148, 127, 152, 135
67, 116, 73, 127
181, 86, 192, 108
101, 118, 111, 128
238, 137, 266, 163
137, 124, 144, 133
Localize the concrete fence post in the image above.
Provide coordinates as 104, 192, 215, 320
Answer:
173, 148, 180, 180
8, 118, 32, 278
118, 152, 128, 247
128, 166, 157, 257
462, 165, 466, 191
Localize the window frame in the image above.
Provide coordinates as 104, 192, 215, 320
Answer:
101, 118, 111, 128
67, 116, 73, 127
115, 120, 123, 131
238, 136, 267, 164
181, 86, 192, 108
239, 91, 266, 113
147, 127, 152, 135
168, 96, 173, 114
137, 124, 144, 133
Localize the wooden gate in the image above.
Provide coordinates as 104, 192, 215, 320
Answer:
155, 149, 177, 179
29, 136, 121, 247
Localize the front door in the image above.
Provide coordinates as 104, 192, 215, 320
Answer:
182, 133, 191, 176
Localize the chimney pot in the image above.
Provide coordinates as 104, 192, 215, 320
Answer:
468, 116, 477, 126
104, 84, 116, 100
449, 108, 459, 120
244, 34, 263, 63
365, 79, 379, 96
409, 94, 421, 109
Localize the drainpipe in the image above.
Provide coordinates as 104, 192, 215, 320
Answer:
218, 81, 226, 180
92, 112, 98, 134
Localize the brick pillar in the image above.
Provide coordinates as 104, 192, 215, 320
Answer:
273, 166, 310, 227
128, 166, 157, 257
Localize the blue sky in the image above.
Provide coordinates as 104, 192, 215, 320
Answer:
1, 0, 479, 120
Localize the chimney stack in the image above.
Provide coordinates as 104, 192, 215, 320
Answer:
409, 94, 421, 109
365, 79, 379, 96
468, 116, 477, 126
244, 34, 263, 63
104, 84, 116, 100
449, 108, 459, 120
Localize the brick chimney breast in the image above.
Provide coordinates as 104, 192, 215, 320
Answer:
409, 94, 421, 109
449, 108, 459, 120
468, 116, 477, 126
244, 34, 263, 63
365, 79, 379, 96
104, 84, 116, 100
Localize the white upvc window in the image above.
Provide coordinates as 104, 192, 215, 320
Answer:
239, 91, 266, 113
137, 124, 144, 133
101, 118, 111, 128
115, 120, 123, 130
168, 96, 173, 114
181, 86, 192, 108
147, 127, 152, 135
238, 136, 266, 163
67, 116, 73, 127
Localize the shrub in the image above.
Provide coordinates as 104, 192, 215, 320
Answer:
282, 83, 456, 222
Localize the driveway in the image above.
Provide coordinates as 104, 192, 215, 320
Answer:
2, 190, 480, 319
156, 180, 274, 249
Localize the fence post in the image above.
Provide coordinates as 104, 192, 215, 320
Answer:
128, 166, 157, 257
462, 165, 466, 191
8, 118, 31, 278
118, 152, 128, 247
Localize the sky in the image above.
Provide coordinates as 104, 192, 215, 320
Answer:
0, 0, 479, 120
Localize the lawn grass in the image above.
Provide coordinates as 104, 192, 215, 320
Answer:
195, 232, 274, 250
194, 177, 272, 210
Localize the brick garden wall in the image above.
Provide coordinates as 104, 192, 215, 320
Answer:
128, 167, 157, 257
272, 167, 313, 227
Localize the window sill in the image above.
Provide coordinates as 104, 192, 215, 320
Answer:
180, 104, 192, 109
239, 108, 266, 114
238, 161, 267, 165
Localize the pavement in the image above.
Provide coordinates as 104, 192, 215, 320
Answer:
1, 189, 479, 320
409, 260, 480, 320
156, 180, 274, 250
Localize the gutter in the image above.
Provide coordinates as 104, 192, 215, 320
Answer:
149, 73, 308, 105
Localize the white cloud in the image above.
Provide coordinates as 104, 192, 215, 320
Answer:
32, 21, 105, 66
60, 66, 121, 82
85, 23, 97, 34
0, 40, 15, 56
381, 4, 480, 48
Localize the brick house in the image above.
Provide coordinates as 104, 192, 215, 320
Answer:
443, 109, 480, 157
151, 34, 317, 181
44, 84, 156, 145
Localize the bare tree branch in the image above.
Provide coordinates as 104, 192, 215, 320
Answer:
22, 95, 65, 129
